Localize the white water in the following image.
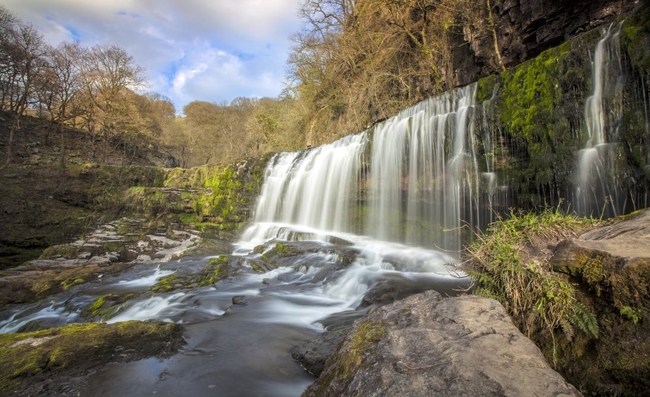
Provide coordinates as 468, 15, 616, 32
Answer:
250, 133, 367, 232
246, 84, 482, 253
368, 84, 479, 251
0, 303, 79, 334
115, 266, 176, 288
576, 24, 624, 216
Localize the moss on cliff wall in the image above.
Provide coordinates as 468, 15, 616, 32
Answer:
471, 3, 650, 212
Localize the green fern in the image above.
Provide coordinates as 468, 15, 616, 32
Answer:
570, 301, 599, 339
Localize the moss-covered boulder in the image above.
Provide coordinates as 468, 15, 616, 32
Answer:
0, 321, 184, 395
550, 209, 650, 394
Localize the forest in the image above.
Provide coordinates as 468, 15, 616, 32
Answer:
1, 0, 496, 168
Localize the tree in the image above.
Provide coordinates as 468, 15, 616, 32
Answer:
161, 117, 190, 167
135, 92, 175, 138
0, 5, 48, 169
288, 0, 482, 145
79, 44, 144, 163
36, 42, 84, 167
134, 92, 181, 163
298, 0, 356, 39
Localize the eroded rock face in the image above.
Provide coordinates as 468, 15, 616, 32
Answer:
551, 209, 650, 301
303, 290, 581, 397
550, 209, 650, 394
454, 0, 639, 86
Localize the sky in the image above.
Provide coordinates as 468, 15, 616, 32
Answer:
2, 0, 303, 113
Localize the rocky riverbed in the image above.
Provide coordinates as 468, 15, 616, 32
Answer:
0, 217, 202, 306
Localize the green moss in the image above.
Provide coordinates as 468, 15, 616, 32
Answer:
275, 242, 290, 256
620, 306, 642, 324
477, 74, 497, 103
40, 245, 81, 260
576, 252, 607, 292
84, 293, 142, 321
199, 256, 231, 286
88, 296, 106, 317
343, 322, 385, 377
151, 274, 179, 292
351, 322, 385, 351
60, 278, 85, 291
622, 3, 650, 75
499, 44, 568, 142
0, 321, 183, 393
488, 36, 593, 206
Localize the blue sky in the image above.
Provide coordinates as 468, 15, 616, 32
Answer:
3, 0, 303, 113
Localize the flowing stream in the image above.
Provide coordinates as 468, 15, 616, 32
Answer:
0, 80, 478, 396
0, 232, 467, 396
0, 26, 646, 396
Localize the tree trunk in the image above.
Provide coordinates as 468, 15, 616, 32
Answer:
59, 122, 66, 173
103, 128, 109, 164
0, 116, 19, 171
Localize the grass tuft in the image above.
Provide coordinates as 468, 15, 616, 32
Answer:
465, 207, 602, 364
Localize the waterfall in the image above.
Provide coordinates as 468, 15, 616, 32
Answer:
366, 85, 479, 252
244, 85, 486, 253
575, 23, 625, 217
244, 22, 648, 253
240, 133, 368, 244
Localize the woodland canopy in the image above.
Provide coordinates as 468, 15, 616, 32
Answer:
0, 0, 491, 167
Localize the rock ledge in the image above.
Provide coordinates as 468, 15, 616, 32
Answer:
303, 290, 581, 397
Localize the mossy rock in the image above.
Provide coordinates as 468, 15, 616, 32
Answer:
0, 321, 184, 394
151, 274, 181, 292
0, 262, 134, 305
622, 3, 650, 75
199, 256, 237, 286
84, 292, 143, 321
546, 210, 650, 394
39, 245, 82, 260
310, 321, 386, 396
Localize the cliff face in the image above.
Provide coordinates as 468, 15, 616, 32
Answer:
454, 0, 640, 86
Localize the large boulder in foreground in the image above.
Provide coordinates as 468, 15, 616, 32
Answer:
550, 209, 650, 394
302, 290, 581, 397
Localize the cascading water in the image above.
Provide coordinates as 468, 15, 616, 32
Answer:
367, 85, 481, 251
575, 23, 625, 217
0, 87, 478, 396
246, 84, 485, 253
240, 132, 368, 241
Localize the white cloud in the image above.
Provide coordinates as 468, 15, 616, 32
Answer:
1, 0, 303, 113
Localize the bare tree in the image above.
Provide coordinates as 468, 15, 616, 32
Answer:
79, 44, 144, 163
0, 5, 48, 169
36, 42, 84, 168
